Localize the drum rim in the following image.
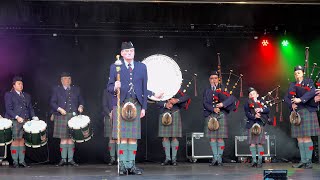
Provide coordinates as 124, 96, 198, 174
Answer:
25, 141, 47, 148
24, 127, 47, 134
68, 115, 91, 129
71, 133, 93, 143
0, 119, 13, 130
0, 139, 13, 146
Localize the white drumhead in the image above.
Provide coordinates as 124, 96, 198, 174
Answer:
23, 120, 47, 133
142, 54, 182, 101
0, 118, 12, 130
68, 115, 90, 129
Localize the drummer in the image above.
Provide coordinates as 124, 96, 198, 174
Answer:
50, 72, 84, 166
4, 76, 39, 168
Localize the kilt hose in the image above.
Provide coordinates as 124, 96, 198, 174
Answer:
112, 98, 142, 139
158, 110, 182, 138
204, 113, 228, 139
247, 126, 266, 145
53, 113, 74, 139
291, 108, 320, 138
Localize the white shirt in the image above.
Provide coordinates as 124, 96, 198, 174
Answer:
124, 60, 134, 70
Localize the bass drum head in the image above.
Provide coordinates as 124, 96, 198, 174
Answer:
142, 54, 182, 101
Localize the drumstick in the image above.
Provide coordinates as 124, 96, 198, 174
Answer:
114, 55, 122, 175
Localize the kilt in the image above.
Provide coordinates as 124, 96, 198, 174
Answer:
53, 113, 74, 139
291, 108, 320, 138
12, 120, 28, 139
158, 110, 182, 138
112, 98, 142, 139
104, 112, 113, 138
247, 126, 266, 145
204, 113, 228, 139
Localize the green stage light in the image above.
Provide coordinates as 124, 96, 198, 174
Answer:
282, 40, 289, 47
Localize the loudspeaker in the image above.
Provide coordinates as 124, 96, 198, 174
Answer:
263, 169, 287, 180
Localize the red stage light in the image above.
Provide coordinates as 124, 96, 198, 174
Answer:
261, 39, 269, 46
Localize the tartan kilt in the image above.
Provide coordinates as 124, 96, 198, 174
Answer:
247, 126, 266, 145
12, 120, 27, 139
291, 108, 320, 138
204, 113, 228, 139
53, 113, 74, 139
104, 112, 113, 138
158, 110, 182, 138
112, 99, 142, 139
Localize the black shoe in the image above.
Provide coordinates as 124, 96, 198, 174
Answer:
256, 162, 262, 168
161, 159, 171, 166
119, 162, 128, 176
56, 159, 67, 167
292, 162, 305, 168
172, 160, 177, 166
19, 162, 30, 168
130, 166, 143, 175
68, 160, 79, 167
304, 160, 312, 169
250, 162, 257, 167
209, 158, 217, 166
108, 157, 116, 166
13, 161, 19, 168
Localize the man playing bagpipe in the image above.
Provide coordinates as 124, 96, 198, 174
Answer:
156, 89, 190, 166
244, 87, 271, 168
284, 65, 320, 169
203, 70, 238, 166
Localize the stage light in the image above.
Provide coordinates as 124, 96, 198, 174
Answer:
262, 39, 269, 47
282, 40, 289, 47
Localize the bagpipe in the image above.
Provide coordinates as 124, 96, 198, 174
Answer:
248, 86, 282, 126
212, 53, 243, 112
208, 53, 243, 131
248, 86, 283, 135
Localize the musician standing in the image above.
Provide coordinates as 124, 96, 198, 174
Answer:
244, 87, 270, 168
203, 71, 237, 166
284, 65, 320, 169
4, 76, 38, 168
157, 89, 190, 166
107, 41, 147, 175
102, 89, 117, 165
50, 72, 84, 167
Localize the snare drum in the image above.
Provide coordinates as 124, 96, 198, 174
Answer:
0, 118, 13, 146
68, 115, 93, 143
23, 120, 48, 148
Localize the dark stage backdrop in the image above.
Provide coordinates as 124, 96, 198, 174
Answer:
0, 34, 317, 164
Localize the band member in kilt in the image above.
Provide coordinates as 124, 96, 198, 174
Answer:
102, 89, 117, 166
4, 76, 39, 168
284, 65, 320, 169
157, 90, 190, 166
107, 41, 147, 175
203, 71, 237, 166
244, 87, 270, 168
50, 72, 84, 167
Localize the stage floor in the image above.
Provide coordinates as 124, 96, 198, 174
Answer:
0, 162, 319, 180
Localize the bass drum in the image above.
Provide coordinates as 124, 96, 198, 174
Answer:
142, 54, 182, 101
